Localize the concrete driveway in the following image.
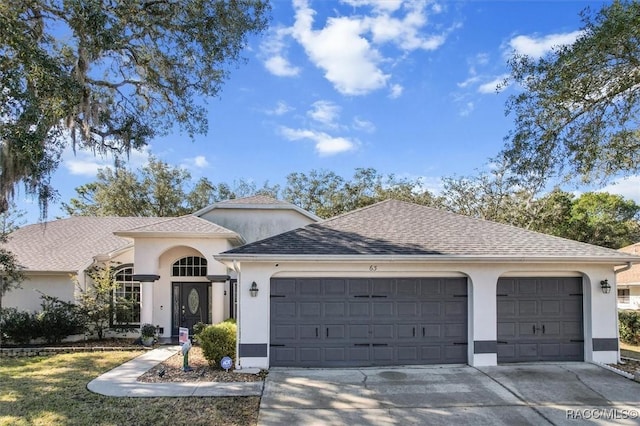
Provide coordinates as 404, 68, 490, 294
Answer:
258, 363, 640, 425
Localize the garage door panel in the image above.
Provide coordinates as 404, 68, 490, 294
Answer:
349, 324, 369, 339
324, 279, 347, 295
372, 324, 394, 339
541, 300, 561, 315
373, 301, 393, 316
326, 324, 345, 339
272, 324, 296, 340
349, 279, 370, 295
324, 302, 346, 316
398, 302, 418, 316
444, 300, 466, 316
421, 301, 441, 317
271, 277, 468, 367
518, 300, 538, 315
498, 300, 517, 316
300, 302, 321, 317
497, 277, 583, 363
300, 279, 321, 296
349, 302, 370, 316
273, 301, 296, 317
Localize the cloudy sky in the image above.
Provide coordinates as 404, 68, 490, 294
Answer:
18, 0, 633, 224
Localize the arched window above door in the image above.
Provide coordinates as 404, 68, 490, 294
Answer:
172, 256, 207, 277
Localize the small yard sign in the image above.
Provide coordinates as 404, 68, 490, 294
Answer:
178, 327, 189, 345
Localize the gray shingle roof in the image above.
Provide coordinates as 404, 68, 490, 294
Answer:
4, 217, 166, 272
222, 199, 639, 261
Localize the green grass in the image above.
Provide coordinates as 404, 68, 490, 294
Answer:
0, 351, 260, 426
620, 342, 640, 360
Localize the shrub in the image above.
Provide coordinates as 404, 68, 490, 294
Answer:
36, 295, 85, 344
0, 308, 39, 345
195, 320, 236, 368
619, 310, 640, 345
192, 321, 208, 338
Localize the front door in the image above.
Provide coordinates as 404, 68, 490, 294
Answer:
172, 282, 209, 336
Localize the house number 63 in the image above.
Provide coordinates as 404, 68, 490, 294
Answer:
369, 265, 378, 272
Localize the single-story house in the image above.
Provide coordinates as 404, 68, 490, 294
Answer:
616, 243, 640, 310
3, 196, 638, 369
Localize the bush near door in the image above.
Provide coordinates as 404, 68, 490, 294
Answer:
194, 319, 236, 368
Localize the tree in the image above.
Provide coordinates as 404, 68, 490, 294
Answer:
562, 192, 640, 248
0, 1, 270, 219
283, 168, 437, 219
75, 263, 120, 340
0, 204, 25, 346
502, 1, 640, 184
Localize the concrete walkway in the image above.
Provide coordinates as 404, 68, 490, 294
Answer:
87, 345, 263, 397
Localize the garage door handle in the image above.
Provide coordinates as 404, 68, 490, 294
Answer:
354, 343, 370, 347
372, 343, 388, 347
413, 327, 416, 337
542, 325, 545, 334
371, 295, 387, 298
354, 295, 369, 298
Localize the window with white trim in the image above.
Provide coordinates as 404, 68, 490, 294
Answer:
172, 256, 208, 277
113, 266, 141, 325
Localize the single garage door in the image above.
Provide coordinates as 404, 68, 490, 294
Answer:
497, 277, 584, 363
270, 277, 468, 367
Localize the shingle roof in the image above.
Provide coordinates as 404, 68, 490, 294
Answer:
114, 215, 238, 236
617, 243, 640, 284
3, 217, 166, 272
221, 199, 639, 261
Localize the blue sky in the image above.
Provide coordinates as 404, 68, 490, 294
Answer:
18, 0, 637, 225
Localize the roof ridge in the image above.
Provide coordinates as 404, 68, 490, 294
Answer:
318, 198, 403, 224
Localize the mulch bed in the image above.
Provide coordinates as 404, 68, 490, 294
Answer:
138, 346, 266, 383
610, 358, 640, 376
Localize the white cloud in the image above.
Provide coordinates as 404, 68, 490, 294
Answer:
477, 74, 509, 94
508, 30, 583, 59
260, 0, 456, 96
389, 83, 404, 99
307, 100, 341, 127
353, 116, 376, 133
265, 55, 301, 77
279, 126, 357, 156
62, 144, 150, 177
193, 156, 209, 168
459, 101, 474, 117
599, 176, 640, 204
266, 101, 294, 116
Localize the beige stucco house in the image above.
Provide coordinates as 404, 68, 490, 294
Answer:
616, 243, 640, 310
4, 197, 638, 370
3, 196, 318, 338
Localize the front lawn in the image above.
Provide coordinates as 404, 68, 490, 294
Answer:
0, 351, 260, 426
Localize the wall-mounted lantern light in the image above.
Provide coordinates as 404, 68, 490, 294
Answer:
600, 279, 611, 294
249, 281, 259, 297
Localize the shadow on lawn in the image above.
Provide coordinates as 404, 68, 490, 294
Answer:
0, 351, 260, 426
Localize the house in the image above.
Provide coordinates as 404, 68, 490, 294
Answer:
2, 195, 319, 337
215, 199, 640, 369
616, 243, 640, 310
4, 197, 637, 369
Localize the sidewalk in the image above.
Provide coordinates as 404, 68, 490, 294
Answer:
87, 345, 264, 397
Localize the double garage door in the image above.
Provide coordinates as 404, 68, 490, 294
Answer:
270, 276, 585, 367
270, 277, 468, 367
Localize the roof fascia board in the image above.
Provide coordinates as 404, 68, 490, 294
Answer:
214, 254, 640, 265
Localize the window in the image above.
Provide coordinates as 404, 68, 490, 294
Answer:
172, 256, 208, 277
618, 288, 630, 304
113, 266, 141, 325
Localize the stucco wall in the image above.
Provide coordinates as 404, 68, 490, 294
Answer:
132, 237, 233, 337
3, 274, 75, 312
200, 208, 315, 244
232, 260, 619, 369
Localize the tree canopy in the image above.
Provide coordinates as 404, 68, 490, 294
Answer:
0, 0, 270, 218
502, 0, 640, 184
